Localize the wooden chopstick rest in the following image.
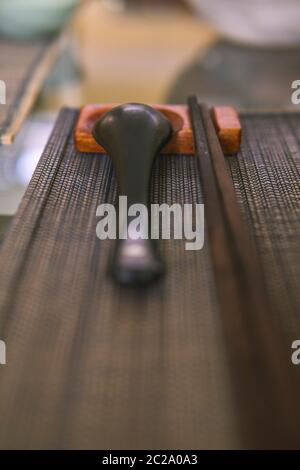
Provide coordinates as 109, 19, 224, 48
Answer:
74, 104, 242, 156
75, 104, 192, 154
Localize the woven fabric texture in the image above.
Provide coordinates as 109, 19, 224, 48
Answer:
0, 109, 299, 449
227, 113, 300, 339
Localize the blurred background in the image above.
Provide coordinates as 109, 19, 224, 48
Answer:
0, 0, 300, 227
37, 0, 215, 107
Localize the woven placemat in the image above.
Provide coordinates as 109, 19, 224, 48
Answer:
0, 37, 59, 144
228, 113, 300, 339
0, 109, 299, 449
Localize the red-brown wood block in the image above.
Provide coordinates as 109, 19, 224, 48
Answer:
211, 106, 242, 155
74, 104, 241, 155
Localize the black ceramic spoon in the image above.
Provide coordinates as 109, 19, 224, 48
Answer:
93, 103, 172, 285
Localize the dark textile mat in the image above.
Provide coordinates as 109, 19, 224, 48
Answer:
0, 109, 299, 449
228, 113, 300, 339
0, 38, 57, 143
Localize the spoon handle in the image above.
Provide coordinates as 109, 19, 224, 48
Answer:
93, 103, 172, 285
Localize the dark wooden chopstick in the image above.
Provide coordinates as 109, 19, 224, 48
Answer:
188, 96, 300, 448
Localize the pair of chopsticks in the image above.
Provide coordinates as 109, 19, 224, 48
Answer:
188, 96, 300, 449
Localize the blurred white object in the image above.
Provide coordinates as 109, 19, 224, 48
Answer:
188, 0, 300, 46
0, 0, 79, 39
